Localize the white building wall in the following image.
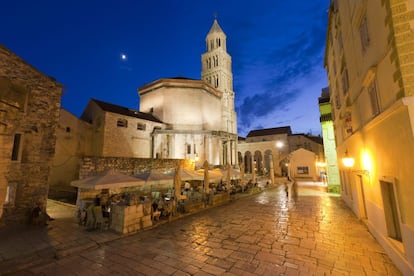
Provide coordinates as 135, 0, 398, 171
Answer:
140, 81, 222, 131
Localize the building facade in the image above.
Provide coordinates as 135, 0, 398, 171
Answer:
0, 45, 62, 223
48, 109, 94, 200
318, 87, 340, 192
325, 0, 414, 273
49, 19, 238, 193
80, 99, 165, 158
138, 19, 238, 168
238, 126, 324, 181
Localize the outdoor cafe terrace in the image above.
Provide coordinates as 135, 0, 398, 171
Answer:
70, 165, 262, 234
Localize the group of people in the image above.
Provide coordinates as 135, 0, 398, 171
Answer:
151, 195, 177, 221
77, 194, 111, 226
285, 178, 298, 201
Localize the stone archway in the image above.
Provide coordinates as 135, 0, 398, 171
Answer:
254, 150, 263, 176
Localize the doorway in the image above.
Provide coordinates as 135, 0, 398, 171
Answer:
380, 180, 402, 242
356, 175, 367, 219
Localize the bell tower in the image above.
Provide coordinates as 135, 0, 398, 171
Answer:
201, 18, 237, 135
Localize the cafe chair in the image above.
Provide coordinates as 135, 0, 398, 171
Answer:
85, 205, 95, 229
93, 206, 109, 230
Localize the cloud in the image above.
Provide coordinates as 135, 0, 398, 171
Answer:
232, 1, 328, 137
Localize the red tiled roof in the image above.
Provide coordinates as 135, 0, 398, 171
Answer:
91, 99, 163, 123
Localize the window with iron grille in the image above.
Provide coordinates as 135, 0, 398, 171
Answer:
342, 68, 349, 94
359, 15, 370, 52
137, 123, 146, 131
368, 78, 380, 116
117, 118, 128, 128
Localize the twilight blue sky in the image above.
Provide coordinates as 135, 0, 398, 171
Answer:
1, 0, 329, 137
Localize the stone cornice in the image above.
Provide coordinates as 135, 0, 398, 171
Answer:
138, 78, 223, 99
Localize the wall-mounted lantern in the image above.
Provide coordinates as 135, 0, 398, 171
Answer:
342, 150, 370, 176
342, 150, 355, 168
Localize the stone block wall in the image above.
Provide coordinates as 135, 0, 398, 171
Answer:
212, 193, 230, 205
0, 45, 62, 223
102, 112, 164, 158
110, 204, 151, 234
78, 156, 193, 179
49, 109, 93, 202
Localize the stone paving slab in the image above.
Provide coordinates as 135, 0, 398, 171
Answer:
0, 183, 403, 275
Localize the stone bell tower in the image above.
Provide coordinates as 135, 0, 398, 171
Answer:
201, 18, 237, 135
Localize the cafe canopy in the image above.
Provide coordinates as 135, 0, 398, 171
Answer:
70, 169, 146, 190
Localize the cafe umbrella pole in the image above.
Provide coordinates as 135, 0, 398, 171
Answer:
174, 163, 182, 215
203, 160, 210, 206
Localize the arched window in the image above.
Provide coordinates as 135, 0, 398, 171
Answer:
213, 55, 218, 66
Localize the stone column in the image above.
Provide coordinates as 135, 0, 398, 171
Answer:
230, 139, 236, 165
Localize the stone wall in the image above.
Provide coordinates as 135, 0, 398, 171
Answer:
78, 156, 193, 179
110, 204, 152, 234
0, 45, 62, 223
102, 111, 164, 158
49, 109, 93, 202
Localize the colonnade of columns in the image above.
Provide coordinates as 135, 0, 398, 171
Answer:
238, 150, 285, 178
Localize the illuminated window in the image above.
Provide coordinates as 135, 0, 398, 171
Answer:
297, 167, 309, 175
117, 119, 128, 128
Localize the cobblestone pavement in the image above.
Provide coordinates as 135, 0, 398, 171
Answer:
2, 184, 401, 275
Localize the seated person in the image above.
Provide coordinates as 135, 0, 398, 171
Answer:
31, 202, 53, 226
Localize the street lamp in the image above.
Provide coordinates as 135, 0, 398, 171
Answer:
276, 141, 284, 149
275, 141, 284, 176
342, 150, 355, 168
341, 150, 370, 176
